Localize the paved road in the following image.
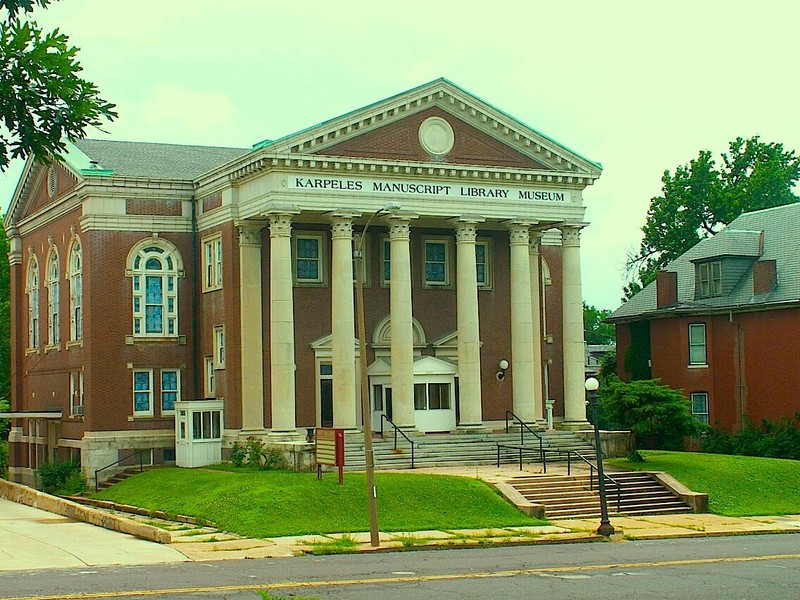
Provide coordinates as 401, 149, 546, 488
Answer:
2, 533, 799, 599
0, 498, 187, 571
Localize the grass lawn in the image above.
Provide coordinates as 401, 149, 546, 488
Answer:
609, 450, 800, 516
92, 466, 545, 538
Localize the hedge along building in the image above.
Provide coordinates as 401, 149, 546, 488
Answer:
3, 79, 602, 485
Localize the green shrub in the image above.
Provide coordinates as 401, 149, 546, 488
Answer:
231, 437, 287, 470
702, 415, 800, 460
0, 440, 8, 479
38, 459, 85, 495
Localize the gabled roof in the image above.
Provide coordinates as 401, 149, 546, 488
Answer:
253, 78, 602, 177
610, 202, 800, 321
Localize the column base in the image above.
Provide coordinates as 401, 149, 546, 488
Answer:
238, 428, 269, 439
558, 420, 593, 432
454, 423, 489, 434
268, 429, 304, 442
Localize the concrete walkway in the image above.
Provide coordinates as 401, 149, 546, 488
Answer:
0, 498, 188, 571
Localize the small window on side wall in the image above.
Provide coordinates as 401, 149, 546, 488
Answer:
423, 239, 450, 286
688, 323, 707, 365
690, 392, 709, 424
294, 234, 325, 284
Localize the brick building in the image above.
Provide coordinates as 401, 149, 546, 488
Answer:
608, 203, 800, 431
3, 79, 602, 484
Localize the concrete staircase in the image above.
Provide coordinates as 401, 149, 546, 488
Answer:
507, 471, 693, 519
343, 431, 596, 470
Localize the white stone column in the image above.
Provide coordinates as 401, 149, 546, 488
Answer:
509, 222, 536, 423
561, 225, 589, 427
529, 231, 545, 425
455, 218, 484, 429
388, 215, 416, 430
330, 213, 358, 430
237, 223, 267, 434
267, 212, 298, 434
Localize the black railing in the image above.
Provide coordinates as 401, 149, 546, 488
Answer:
505, 410, 544, 460
379, 414, 415, 469
95, 450, 145, 492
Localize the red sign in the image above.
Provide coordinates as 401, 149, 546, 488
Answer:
316, 427, 345, 484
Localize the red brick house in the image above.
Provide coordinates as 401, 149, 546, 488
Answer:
608, 203, 800, 431
2, 79, 603, 484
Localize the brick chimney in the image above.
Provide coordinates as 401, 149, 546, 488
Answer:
656, 271, 678, 308
753, 260, 777, 295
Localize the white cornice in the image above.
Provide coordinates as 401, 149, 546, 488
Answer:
79, 214, 192, 233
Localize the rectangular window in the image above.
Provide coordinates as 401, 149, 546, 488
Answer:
204, 355, 215, 397
214, 325, 225, 368
690, 392, 709, 424
133, 370, 153, 416
424, 239, 450, 286
698, 261, 722, 298
294, 235, 324, 284
70, 371, 84, 416
202, 235, 223, 291
192, 410, 222, 440
476, 241, 491, 288
372, 384, 383, 411
689, 323, 707, 365
413, 383, 452, 410
382, 238, 391, 285
160, 369, 179, 413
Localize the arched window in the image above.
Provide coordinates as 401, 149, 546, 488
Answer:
128, 239, 182, 337
69, 238, 83, 341
26, 255, 40, 348
46, 248, 60, 346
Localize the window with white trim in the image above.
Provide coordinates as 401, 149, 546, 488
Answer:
424, 239, 450, 286
70, 371, 84, 416
204, 355, 215, 397
27, 255, 40, 349
133, 370, 154, 416
160, 369, 180, 413
698, 261, 722, 298
413, 382, 452, 410
130, 241, 181, 337
192, 409, 222, 440
476, 240, 491, 288
294, 234, 324, 284
690, 392, 709, 424
69, 239, 83, 341
202, 234, 223, 291
46, 249, 60, 346
689, 323, 707, 365
213, 325, 225, 368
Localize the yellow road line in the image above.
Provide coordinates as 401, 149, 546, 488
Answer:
7, 553, 800, 600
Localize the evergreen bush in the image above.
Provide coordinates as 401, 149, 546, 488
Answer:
702, 415, 800, 460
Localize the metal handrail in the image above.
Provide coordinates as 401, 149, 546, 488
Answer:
379, 414, 415, 469
95, 450, 144, 492
504, 410, 544, 462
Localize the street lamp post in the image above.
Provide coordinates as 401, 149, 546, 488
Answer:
585, 376, 615, 537
355, 203, 400, 547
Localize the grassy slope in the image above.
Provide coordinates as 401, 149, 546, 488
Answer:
609, 451, 800, 516
93, 467, 545, 538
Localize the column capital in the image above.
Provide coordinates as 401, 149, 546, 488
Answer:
267, 213, 294, 238
386, 213, 418, 241
529, 230, 544, 254
330, 215, 356, 240
508, 222, 530, 246
236, 222, 265, 247
560, 225, 583, 247
455, 222, 478, 243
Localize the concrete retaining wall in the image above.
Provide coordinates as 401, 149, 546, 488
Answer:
0, 479, 171, 543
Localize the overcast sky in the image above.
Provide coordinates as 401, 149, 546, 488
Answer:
2, 0, 798, 310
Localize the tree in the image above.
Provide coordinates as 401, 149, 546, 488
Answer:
0, 0, 116, 171
625, 137, 800, 298
583, 302, 615, 345
599, 378, 705, 451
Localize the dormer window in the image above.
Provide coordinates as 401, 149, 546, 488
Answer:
698, 261, 721, 298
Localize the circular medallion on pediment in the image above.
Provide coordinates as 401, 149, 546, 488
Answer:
419, 116, 454, 157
